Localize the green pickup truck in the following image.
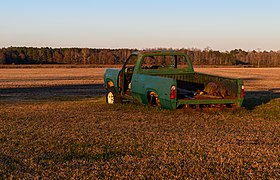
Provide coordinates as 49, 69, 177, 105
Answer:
104, 51, 244, 109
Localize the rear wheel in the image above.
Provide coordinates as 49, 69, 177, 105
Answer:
147, 92, 161, 107
106, 87, 120, 104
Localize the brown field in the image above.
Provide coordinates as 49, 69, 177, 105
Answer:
0, 67, 280, 178
1, 67, 279, 101
1, 67, 280, 90
196, 68, 280, 92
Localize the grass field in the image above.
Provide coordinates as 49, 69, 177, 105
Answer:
0, 67, 280, 178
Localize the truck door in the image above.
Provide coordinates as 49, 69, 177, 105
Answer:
118, 54, 138, 95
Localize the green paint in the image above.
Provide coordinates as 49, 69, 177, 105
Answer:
104, 51, 244, 109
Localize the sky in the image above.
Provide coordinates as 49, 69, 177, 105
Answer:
0, 0, 280, 51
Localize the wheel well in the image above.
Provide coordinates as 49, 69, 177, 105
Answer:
107, 81, 114, 88
147, 91, 160, 106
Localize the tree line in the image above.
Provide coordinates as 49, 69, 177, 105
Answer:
0, 47, 280, 66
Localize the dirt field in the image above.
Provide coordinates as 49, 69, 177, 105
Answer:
196, 68, 280, 92
0, 68, 105, 101
0, 67, 280, 101
1, 67, 280, 91
0, 67, 280, 178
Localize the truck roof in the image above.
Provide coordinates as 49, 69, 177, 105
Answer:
131, 50, 186, 56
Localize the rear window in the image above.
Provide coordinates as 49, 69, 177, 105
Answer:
141, 55, 188, 69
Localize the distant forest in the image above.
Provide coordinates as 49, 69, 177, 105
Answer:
0, 47, 280, 66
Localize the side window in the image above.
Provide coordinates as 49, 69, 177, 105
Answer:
176, 55, 189, 68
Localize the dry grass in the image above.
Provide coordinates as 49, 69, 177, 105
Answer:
0, 67, 280, 178
0, 100, 279, 179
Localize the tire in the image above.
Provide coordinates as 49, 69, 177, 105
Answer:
147, 91, 161, 107
106, 87, 120, 104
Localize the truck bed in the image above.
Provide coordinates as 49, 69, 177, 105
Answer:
149, 72, 240, 100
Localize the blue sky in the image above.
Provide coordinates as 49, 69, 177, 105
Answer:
0, 0, 279, 51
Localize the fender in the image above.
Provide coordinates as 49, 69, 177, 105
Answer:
104, 68, 120, 92
131, 73, 177, 109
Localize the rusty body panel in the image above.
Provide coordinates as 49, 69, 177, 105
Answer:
104, 51, 244, 109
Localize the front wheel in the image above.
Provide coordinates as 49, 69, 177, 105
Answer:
106, 87, 120, 104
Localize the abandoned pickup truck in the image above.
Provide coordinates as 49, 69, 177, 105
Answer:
104, 51, 244, 109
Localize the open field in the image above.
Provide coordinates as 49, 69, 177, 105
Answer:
1, 67, 280, 90
0, 67, 280, 178
196, 68, 280, 92
0, 68, 105, 101
1, 67, 280, 101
